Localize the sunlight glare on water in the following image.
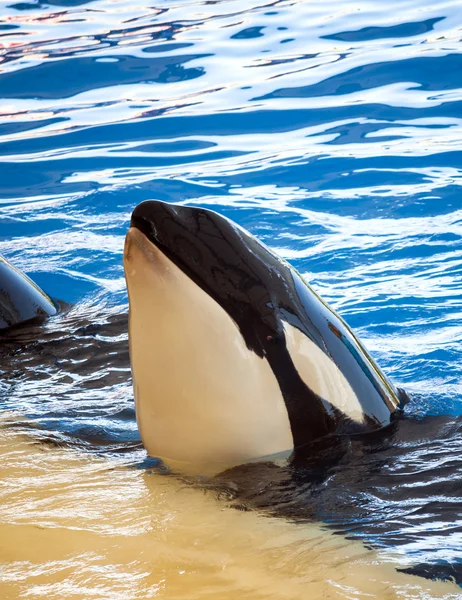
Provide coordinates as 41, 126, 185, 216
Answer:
0, 424, 460, 600
0, 0, 461, 597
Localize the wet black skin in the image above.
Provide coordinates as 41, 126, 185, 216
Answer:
131, 200, 408, 449
0, 255, 57, 330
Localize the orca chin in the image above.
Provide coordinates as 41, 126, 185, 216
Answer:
124, 200, 405, 467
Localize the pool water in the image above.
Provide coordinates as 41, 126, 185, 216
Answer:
0, 0, 461, 597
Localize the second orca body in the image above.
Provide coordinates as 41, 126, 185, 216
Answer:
0, 255, 57, 331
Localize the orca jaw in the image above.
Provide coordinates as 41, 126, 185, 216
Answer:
123, 226, 294, 467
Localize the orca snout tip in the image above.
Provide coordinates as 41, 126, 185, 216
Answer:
130, 199, 169, 223
131, 200, 154, 221
130, 200, 186, 230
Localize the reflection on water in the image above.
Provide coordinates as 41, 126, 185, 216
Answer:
0, 424, 460, 600
1, 0, 462, 596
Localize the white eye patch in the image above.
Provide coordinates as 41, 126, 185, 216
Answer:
283, 322, 366, 425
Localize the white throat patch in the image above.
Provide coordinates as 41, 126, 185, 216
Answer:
124, 228, 293, 467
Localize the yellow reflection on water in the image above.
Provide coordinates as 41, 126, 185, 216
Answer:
0, 425, 459, 600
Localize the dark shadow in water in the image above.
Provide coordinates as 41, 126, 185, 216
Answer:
0, 312, 461, 585
8, 0, 99, 7
255, 54, 462, 100
0, 54, 208, 99
0, 117, 67, 139
231, 26, 266, 40
211, 415, 462, 585
46, 0, 98, 5
8, 2, 42, 9
322, 17, 445, 42
143, 43, 195, 54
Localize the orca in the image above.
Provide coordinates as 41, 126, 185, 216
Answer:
124, 200, 407, 467
0, 255, 57, 330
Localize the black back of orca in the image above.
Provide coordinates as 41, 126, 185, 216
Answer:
130, 200, 406, 449
0, 255, 57, 330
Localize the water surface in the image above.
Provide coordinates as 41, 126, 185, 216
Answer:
1, 0, 461, 597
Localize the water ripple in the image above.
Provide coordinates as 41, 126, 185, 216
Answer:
1, 0, 462, 589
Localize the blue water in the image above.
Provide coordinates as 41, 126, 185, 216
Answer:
1, 0, 461, 584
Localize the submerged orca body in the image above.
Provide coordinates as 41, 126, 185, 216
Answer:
0, 255, 57, 330
124, 201, 406, 466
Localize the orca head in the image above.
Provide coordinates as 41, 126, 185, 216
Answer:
124, 201, 399, 470
124, 200, 295, 468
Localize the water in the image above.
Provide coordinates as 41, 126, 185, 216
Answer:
0, 0, 461, 597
